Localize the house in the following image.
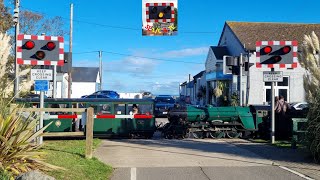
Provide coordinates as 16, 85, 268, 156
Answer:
191, 71, 206, 105
71, 67, 100, 98
205, 21, 320, 105
205, 46, 233, 105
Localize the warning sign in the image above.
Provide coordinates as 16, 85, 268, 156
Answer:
31, 69, 53, 81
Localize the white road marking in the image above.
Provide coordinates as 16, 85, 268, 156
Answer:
279, 166, 314, 180
131, 167, 136, 180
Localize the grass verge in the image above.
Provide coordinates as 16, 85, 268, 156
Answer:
249, 139, 305, 148
42, 139, 113, 180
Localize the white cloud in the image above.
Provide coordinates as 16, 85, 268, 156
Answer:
160, 47, 208, 58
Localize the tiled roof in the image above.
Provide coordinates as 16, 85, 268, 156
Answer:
210, 46, 230, 59
72, 67, 99, 82
225, 21, 320, 51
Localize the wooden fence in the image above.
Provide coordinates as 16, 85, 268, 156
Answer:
11, 105, 94, 159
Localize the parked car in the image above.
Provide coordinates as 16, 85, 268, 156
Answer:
92, 90, 120, 99
84, 94, 110, 98
154, 95, 176, 117
289, 102, 308, 110
24, 94, 48, 98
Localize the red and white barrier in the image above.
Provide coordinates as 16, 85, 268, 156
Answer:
45, 114, 153, 119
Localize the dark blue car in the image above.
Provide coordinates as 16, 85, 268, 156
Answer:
154, 95, 175, 117
92, 90, 120, 99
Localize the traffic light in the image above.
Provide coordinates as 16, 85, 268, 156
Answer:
17, 34, 64, 66
256, 41, 298, 68
146, 3, 175, 23
223, 56, 238, 75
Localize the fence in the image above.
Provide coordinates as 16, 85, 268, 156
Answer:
11, 104, 94, 159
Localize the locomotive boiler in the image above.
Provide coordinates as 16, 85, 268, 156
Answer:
162, 105, 263, 139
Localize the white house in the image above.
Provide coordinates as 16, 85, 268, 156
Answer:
205, 21, 320, 105
71, 67, 100, 98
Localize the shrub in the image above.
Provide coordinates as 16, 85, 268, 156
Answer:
0, 104, 57, 177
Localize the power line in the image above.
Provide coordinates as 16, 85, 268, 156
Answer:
19, 7, 219, 34
73, 50, 204, 64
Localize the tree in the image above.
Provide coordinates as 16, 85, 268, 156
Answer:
0, 0, 13, 33
299, 31, 320, 162
0, 2, 67, 96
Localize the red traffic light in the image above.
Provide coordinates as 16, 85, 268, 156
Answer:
35, 51, 45, 60
271, 55, 282, 63
282, 46, 291, 54
24, 41, 35, 50
263, 46, 272, 54
46, 42, 56, 51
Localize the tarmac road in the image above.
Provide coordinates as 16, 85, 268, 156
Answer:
94, 138, 306, 180
93, 118, 309, 180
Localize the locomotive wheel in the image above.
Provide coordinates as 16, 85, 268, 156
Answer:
191, 131, 203, 139
209, 131, 225, 138
226, 131, 242, 138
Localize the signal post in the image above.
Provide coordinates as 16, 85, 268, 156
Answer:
256, 40, 298, 144
17, 34, 64, 144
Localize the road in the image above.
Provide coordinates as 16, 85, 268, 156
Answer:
94, 137, 307, 179
93, 118, 308, 180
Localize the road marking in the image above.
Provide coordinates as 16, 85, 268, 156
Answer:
131, 167, 136, 180
279, 166, 314, 180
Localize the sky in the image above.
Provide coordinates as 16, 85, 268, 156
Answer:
8, 0, 320, 95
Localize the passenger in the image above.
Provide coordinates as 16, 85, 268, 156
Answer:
132, 104, 139, 115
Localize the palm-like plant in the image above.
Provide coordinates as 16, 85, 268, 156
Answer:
0, 104, 58, 177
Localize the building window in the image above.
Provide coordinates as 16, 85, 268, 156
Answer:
264, 77, 289, 103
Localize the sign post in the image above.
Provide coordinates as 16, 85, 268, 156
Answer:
256, 40, 298, 144
33, 70, 52, 145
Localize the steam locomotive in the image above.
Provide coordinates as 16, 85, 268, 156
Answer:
162, 105, 265, 139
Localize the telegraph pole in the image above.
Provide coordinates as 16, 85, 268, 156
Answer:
99, 50, 102, 90
14, 0, 20, 97
68, 3, 73, 98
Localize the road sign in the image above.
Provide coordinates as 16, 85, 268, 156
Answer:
34, 80, 49, 91
263, 71, 283, 82
31, 69, 53, 80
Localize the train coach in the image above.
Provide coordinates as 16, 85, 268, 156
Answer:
15, 98, 156, 138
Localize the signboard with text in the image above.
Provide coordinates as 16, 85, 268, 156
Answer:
263, 71, 283, 82
31, 69, 53, 81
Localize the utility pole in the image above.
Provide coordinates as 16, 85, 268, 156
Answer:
99, 50, 102, 90
14, 0, 20, 97
68, 3, 73, 98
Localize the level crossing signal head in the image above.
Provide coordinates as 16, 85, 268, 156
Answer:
146, 3, 175, 23
257, 41, 297, 65
18, 34, 65, 66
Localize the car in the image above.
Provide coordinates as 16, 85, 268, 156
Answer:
289, 102, 308, 110
92, 90, 120, 99
24, 94, 48, 98
154, 95, 176, 117
84, 94, 110, 98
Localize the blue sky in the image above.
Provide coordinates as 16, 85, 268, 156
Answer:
10, 0, 320, 95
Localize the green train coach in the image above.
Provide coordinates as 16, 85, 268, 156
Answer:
15, 98, 156, 138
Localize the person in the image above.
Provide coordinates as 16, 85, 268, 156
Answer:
132, 104, 139, 115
